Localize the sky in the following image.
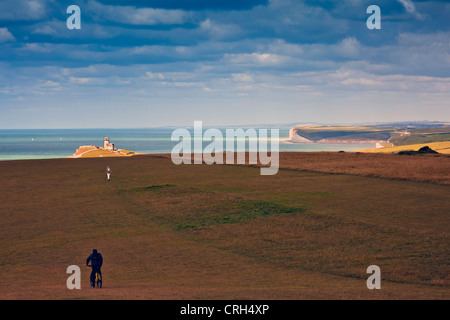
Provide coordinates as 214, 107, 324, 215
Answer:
0, 0, 449, 129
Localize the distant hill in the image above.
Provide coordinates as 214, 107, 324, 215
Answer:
289, 126, 394, 144
289, 124, 450, 147
389, 127, 450, 146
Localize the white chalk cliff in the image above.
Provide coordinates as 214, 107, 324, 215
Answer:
288, 128, 313, 143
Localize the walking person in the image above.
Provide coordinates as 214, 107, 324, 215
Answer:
86, 249, 103, 288
106, 166, 111, 181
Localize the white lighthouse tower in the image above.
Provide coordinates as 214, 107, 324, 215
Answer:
103, 136, 115, 151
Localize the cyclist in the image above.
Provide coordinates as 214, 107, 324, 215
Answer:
86, 249, 103, 288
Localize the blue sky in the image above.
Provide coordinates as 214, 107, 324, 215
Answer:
0, 0, 449, 128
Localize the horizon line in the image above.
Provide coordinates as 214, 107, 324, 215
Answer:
0, 120, 449, 131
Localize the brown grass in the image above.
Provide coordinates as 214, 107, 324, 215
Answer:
277, 152, 450, 185
0, 153, 448, 299
164, 151, 450, 184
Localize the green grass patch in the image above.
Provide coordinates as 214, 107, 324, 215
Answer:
174, 200, 305, 230
266, 191, 337, 206
197, 185, 250, 194
130, 184, 176, 192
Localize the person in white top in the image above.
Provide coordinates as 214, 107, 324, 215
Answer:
106, 166, 111, 181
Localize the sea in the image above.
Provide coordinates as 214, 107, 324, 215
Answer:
0, 128, 375, 161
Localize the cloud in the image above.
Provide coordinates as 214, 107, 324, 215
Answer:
0, 28, 15, 42
144, 72, 165, 80
396, 0, 426, 19
334, 37, 361, 59
39, 80, 60, 88
0, 0, 449, 128
290, 66, 450, 93
0, 0, 49, 21
21, 43, 54, 53
87, 0, 191, 25
32, 25, 57, 36
225, 52, 289, 66
397, 0, 416, 13
200, 18, 243, 40
232, 73, 254, 82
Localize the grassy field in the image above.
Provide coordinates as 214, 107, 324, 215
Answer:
359, 141, 450, 155
0, 153, 448, 299
276, 152, 450, 185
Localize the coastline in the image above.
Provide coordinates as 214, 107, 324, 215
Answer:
0, 143, 378, 161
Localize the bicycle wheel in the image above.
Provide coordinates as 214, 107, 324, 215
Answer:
96, 272, 102, 288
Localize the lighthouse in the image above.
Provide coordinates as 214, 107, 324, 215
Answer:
103, 136, 115, 151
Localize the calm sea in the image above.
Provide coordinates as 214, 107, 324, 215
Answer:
0, 128, 375, 161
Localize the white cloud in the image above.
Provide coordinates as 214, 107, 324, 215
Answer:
69, 77, 98, 85
335, 37, 361, 59
397, 0, 416, 13
232, 73, 254, 82
87, 0, 190, 25
21, 43, 54, 53
0, 28, 15, 43
33, 25, 57, 36
396, 0, 426, 20
225, 52, 289, 66
200, 18, 242, 40
0, 0, 48, 21
305, 67, 450, 93
144, 72, 165, 80
39, 80, 60, 88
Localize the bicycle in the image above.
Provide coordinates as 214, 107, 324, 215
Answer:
87, 265, 102, 288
